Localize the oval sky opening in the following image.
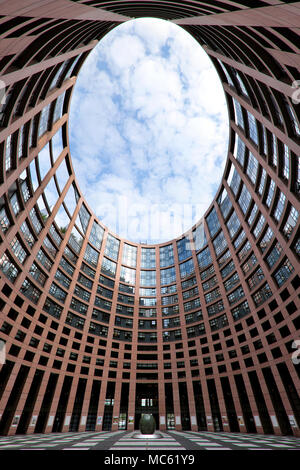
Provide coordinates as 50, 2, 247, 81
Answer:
69, 17, 229, 244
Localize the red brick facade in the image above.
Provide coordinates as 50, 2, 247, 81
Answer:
0, 1, 299, 437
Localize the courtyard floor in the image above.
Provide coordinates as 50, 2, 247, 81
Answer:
0, 430, 299, 451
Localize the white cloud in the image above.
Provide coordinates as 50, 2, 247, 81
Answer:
103, 33, 146, 72
69, 18, 229, 243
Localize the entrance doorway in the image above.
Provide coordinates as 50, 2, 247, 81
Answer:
135, 383, 159, 430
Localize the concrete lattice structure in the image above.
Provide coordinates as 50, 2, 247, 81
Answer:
0, 0, 299, 437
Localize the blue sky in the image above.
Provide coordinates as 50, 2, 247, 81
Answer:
69, 18, 228, 243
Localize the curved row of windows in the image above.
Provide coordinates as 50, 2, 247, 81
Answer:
0, 2, 299, 437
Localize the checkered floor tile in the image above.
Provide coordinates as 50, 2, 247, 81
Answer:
110, 431, 185, 450
0, 430, 299, 450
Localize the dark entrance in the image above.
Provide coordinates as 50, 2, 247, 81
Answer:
135, 383, 159, 430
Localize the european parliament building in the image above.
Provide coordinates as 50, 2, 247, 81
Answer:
0, 0, 299, 439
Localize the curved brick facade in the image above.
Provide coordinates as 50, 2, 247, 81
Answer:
0, 1, 299, 437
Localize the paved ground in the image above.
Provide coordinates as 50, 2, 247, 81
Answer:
0, 430, 299, 450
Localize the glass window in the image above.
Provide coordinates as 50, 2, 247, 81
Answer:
64, 246, 78, 265
10, 192, 21, 216
140, 287, 156, 296
43, 297, 62, 319
53, 92, 65, 122
10, 236, 27, 263
200, 265, 215, 280
253, 213, 265, 238
286, 103, 300, 137
84, 243, 99, 268
20, 279, 41, 304
89, 221, 104, 250
141, 247, 156, 268
238, 241, 251, 261
74, 284, 91, 302
122, 243, 137, 267
43, 236, 58, 258
231, 300, 250, 321
224, 272, 240, 291
213, 231, 228, 257
179, 259, 195, 279
64, 55, 82, 80
197, 246, 212, 269
218, 249, 231, 267
265, 179, 275, 208
78, 273, 93, 290
159, 244, 174, 267
160, 266, 176, 285
0, 253, 19, 283
207, 300, 224, 316
262, 126, 268, 156
104, 234, 120, 261
97, 285, 113, 299
37, 248, 53, 272
77, 204, 90, 234
273, 191, 286, 222
252, 283, 272, 307
49, 282, 67, 303
234, 230, 245, 249
0, 206, 11, 233
259, 226, 273, 252
101, 257, 117, 278
218, 190, 232, 219
282, 144, 289, 180
99, 273, 114, 287
140, 297, 157, 306
247, 267, 265, 290
177, 237, 192, 262
258, 168, 266, 196
233, 98, 244, 128
226, 211, 241, 238
247, 203, 258, 226
221, 260, 235, 279
49, 224, 62, 247
266, 241, 282, 268
272, 134, 278, 167
205, 287, 221, 304
247, 152, 258, 185
209, 313, 228, 331
206, 208, 220, 237
233, 135, 246, 166
235, 71, 249, 97
282, 205, 298, 240
247, 111, 258, 145
238, 184, 252, 214
182, 286, 199, 299
229, 168, 241, 196
161, 294, 178, 305
120, 265, 136, 285
140, 270, 156, 286
54, 269, 71, 289
51, 127, 64, 162
5, 134, 11, 172
184, 298, 201, 311
274, 258, 294, 287
193, 223, 207, 251
241, 253, 257, 274
94, 296, 111, 311
218, 60, 234, 86
38, 103, 51, 138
